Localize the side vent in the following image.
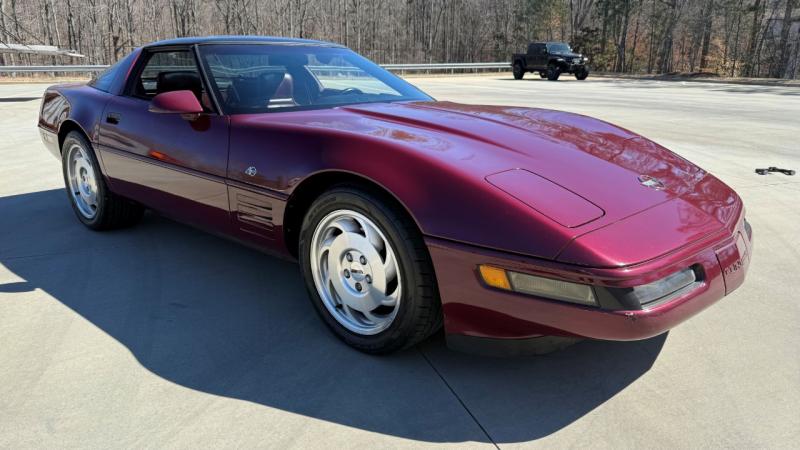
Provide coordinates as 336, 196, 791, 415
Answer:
235, 192, 275, 239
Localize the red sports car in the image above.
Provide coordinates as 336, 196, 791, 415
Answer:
38, 36, 752, 355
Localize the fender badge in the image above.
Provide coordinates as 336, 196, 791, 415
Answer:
245, 166, 258, 177
638, 174, 665, 190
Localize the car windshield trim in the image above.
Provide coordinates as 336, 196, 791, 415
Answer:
196, 44, 433, 115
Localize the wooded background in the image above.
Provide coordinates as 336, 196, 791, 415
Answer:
1, 0, 798, 78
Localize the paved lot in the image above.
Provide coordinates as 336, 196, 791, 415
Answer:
1, 76, 798, 449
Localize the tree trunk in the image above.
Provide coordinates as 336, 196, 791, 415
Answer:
774, 0, 797, 78
616, 0, 631, 72
744, 0, 763, 76
699, 0, 714, 70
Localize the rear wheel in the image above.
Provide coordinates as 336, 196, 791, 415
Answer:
61, 131, 144, 230
546, 64, 561, 81
299, 185, 442, 354
512, 62, 524, 80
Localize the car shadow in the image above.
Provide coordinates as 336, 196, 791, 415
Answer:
0, 189, 665, 444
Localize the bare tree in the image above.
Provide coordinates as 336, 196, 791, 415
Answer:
1, 0, 797, 79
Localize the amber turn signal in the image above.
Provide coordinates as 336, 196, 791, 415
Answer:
478, 265, 511, 290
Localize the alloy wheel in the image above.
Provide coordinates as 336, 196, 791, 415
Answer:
65, 143, 99, 219
309, 209, 402, 335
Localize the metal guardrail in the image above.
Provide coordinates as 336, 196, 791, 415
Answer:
0, 65, 109, 73
384, 62, 509, 70
0, 62, 511, 74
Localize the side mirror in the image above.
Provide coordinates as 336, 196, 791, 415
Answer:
149, 90, 204, 115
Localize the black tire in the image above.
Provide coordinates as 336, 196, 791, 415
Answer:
299, 185, 442, 354
512, 62, 524, 79
61, 131, 144, 230
546, 64, 561, 81
575, 68, 589, 80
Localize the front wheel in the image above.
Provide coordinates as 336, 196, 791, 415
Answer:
512, 62, 524, 79
299, 185, 442, 354
61, 131, 143, 230
575, 68, 589, 80
546, 64, 561, 81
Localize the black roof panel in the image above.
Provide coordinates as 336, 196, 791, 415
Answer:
145, 35, 343, 48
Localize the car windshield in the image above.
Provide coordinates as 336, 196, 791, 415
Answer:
197, 44, 432, 114
547, 43, 572, 53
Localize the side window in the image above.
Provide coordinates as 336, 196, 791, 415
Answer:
536, 44, 546, 54
202, 52, 291, 112
130, 50, 212, 110
527, 44, 536, 54
89, 60, 122, 92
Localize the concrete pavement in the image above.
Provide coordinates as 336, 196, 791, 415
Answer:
0, 76, 798, 448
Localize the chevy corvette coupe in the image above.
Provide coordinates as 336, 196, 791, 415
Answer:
38, 36, 752, 355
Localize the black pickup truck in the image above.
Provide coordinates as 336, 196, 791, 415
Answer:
512, 42, 589, 81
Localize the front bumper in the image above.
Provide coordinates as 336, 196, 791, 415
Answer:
426, 212, 751, 348
565, 64, 587, 73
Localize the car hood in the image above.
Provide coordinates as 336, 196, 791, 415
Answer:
340, 101, 709, 224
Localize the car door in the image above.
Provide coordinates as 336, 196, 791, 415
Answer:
526, 43, 537, 69
97, 47, 231, 232
534, 44, 547, 68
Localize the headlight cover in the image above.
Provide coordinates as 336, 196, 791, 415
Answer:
508, 271, 597, 306
479, 265, 702, 310
597, 267, 700, 309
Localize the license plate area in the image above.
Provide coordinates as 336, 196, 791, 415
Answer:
716, 232, 750, 294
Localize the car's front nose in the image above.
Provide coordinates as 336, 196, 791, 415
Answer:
426, 207, 751, 354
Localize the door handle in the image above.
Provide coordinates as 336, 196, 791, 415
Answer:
106, 113, 121, 125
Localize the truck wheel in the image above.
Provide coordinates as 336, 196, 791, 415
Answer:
575, 68, 589, 80
546, 65, 561, 81
513, 62, 524, 80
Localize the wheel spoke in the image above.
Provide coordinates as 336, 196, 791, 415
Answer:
329, 280, 344, 307
326, 250, 349, 300
379, 289, 399, 307
383, 250, 397, 281
320, 257, 332, 291
357, 217, 384, 252
362, 310, 384, 325
342, 304, 361, 324
331, 217, 359, 234
318, 235, 337, 256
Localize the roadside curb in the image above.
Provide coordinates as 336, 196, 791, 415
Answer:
591, 72, 800, 88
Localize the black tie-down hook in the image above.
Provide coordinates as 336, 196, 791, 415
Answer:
755, 167, 795, 176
